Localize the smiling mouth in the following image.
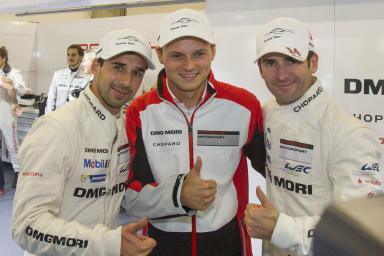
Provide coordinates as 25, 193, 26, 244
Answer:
113, 87, 130, 97
180, 73, 198, 80
277, 81, 295, 87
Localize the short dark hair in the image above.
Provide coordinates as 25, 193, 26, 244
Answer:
96, 58, 104, 66
0, 46, 11, 73
67, 44, 85, 57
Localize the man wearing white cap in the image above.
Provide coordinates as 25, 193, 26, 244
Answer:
123, 8, 265, 256
12, 29, 157, 256
244, 17, 382, 256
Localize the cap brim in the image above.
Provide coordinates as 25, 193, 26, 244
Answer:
159, 32, 215, 48
97, 48, 156, 70
255, 45, 308, 62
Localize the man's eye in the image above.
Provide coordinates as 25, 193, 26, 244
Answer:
133, 70, 144, 78
195, 51, 205, 57
114, 66, 124, 71
264, 60, 274, 66
171, 54, 181, 59
287, 57, 299, 64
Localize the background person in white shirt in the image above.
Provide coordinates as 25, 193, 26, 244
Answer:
45, 44, 91, 113
0, 46, 30, 191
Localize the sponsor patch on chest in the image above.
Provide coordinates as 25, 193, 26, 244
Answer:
117, 143, 130, 165
197, 130, 240, 146
279, 139, 313, 164
80, 174, 106, 183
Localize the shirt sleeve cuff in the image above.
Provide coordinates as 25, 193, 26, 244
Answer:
173, 174, 196, 216
99, 226, 121, 256
271, 213, 295, 249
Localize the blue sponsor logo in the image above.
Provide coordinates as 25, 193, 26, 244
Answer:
80, 174, 106, 183
284, 163, 311, 174
83, 159, 110, 169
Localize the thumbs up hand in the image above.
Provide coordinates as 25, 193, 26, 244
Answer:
181, 156, 217, 211
244, 186, 279, 240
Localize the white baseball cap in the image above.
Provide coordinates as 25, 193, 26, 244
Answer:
256, 17, 316, 62
158, 8, 215, 47
96, 29, 155, 70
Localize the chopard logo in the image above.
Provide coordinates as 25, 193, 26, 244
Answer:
293, 87, 323, 112
84, 91, 106, 120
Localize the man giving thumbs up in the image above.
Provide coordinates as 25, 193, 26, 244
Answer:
244, 186, 278, 240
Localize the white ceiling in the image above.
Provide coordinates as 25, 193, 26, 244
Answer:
206, 0, 384, 13
0, 0, 177, 14
1, 0, 383, 14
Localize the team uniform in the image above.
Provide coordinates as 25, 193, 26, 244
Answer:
12, 85, 130, 256
46, 67, 91, 112
262, 79, 382, 256
123, 69, 266, 256
0, 68, 26, 173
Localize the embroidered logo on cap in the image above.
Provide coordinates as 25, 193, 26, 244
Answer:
264, 28, 295, 42
116, 36, 139, 46
286, 47, 302, 58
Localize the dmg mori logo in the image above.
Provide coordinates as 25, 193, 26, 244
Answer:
345, 78, 384, 95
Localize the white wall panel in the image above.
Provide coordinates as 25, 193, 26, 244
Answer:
0, 21, 37, 92
334, 1, 384, 148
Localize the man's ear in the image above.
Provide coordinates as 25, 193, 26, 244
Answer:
257, 60, 265, 79
90, 58, 100, 75
156, 47, 164, 64
309, 53, 319, 74
211, 45, 216, 61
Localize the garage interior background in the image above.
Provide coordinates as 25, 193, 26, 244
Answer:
0, 0, 383, 255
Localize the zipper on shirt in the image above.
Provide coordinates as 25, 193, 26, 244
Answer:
159, 87, 215, 256
103, 130, 118, 224
238, 218, 248, 256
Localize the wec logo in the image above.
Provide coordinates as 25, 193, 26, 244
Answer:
284, 163, 311, 174
361, 163, 380, 172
